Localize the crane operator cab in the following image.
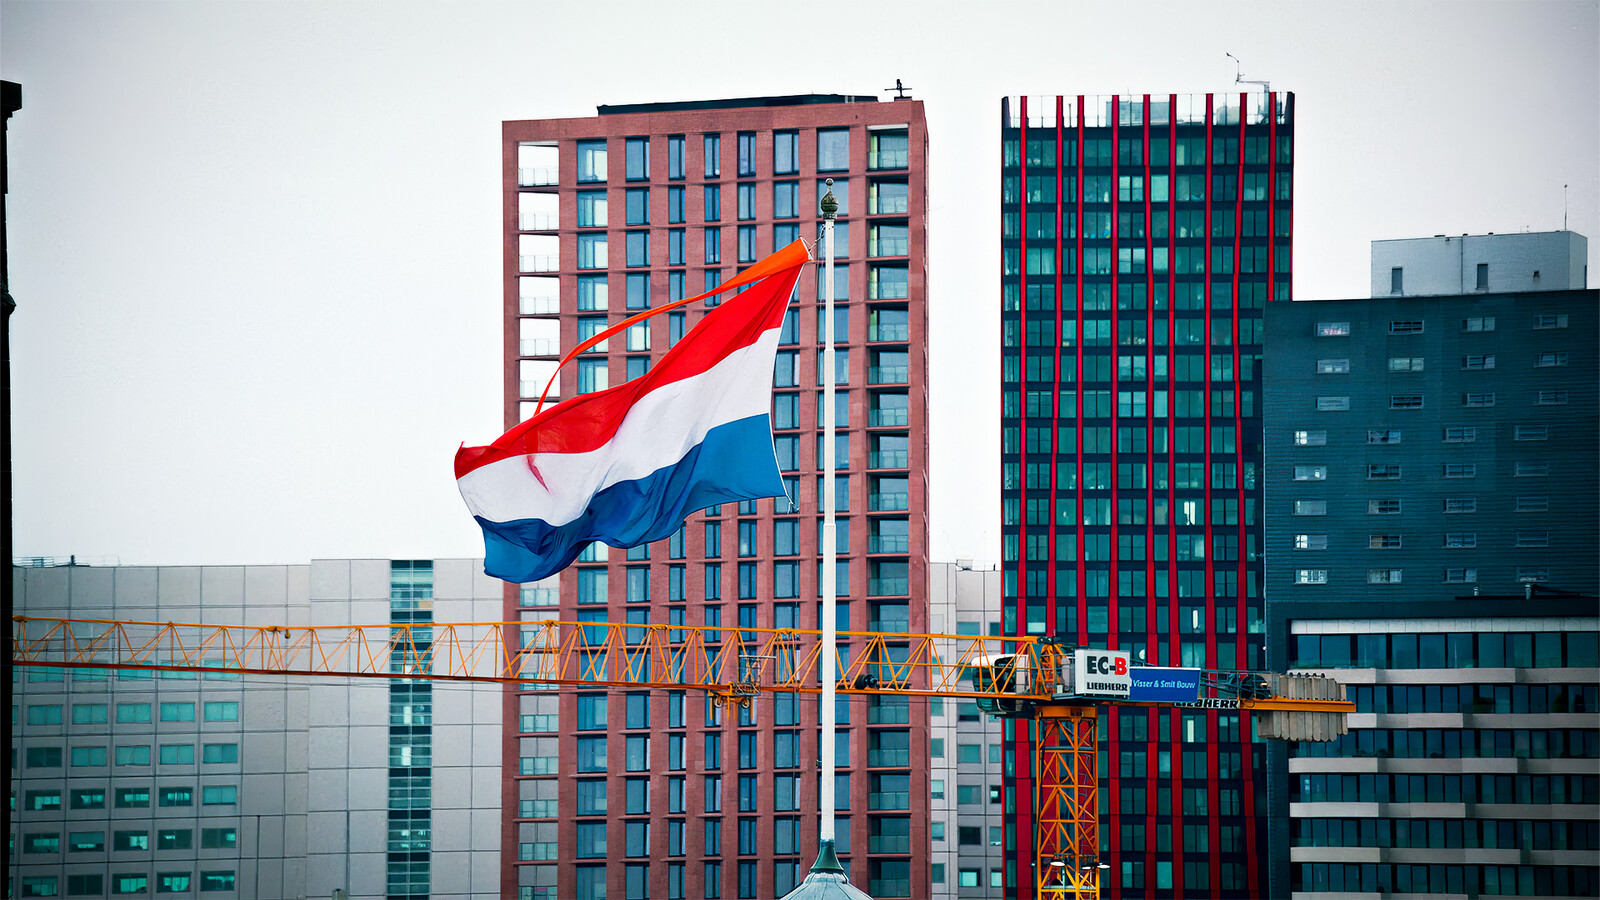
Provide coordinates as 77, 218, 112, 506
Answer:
970, 641, 1130, 716
968, 639, 1078, 717
969, 652, 1030, 717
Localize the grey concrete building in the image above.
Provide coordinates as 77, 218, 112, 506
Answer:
926, 561, 1006, 898
1372, 231, 1587, 298
1262, 285, 1600, 898
10, 559, 503, 900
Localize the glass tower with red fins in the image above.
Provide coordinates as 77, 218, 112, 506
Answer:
999, 92, 1294, 899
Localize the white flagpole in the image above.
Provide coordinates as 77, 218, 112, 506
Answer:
818, 179, 838, 846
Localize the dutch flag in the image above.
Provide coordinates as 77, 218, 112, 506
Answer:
456, 241, 809, 583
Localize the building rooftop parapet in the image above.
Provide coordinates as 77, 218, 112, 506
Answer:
1004, 91, 1290, 129
598, 94, 880, 116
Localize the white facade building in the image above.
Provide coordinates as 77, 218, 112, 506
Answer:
1371, 230, 1587, 297
926, 561, 1007, 898
10, 559, 502, 900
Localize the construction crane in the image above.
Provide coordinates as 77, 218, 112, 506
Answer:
12, 616, 1352, 900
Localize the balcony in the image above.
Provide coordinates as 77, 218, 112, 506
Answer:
519, 167, 558, 187
520, 338, 559, 357
868, 192, 908, 216
867, 276, 908, 300
867, 322, 908, 342
868, 237, 908, 258
868, 834, 911, 854
519, 212, 557, 231
867, 791, 909, 811
866, 749, 910, 768
868, 879, 910, 898
868, 149, 908, 171
868, 577, 909, 597
868, 492, 908, 512
869, 450, 908, 469
868, 408, 908, 427
520, 254, 558, 273
867, 700, 910, 724
867, 535, 908, 554
521, 295, 559, 315
867, 366, 908, 385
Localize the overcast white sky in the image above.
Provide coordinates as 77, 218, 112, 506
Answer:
5, 1, 1596, 567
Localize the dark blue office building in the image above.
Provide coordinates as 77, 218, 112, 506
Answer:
1263, 286, 1599, 898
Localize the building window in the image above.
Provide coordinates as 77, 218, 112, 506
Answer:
773, 181, 798, 219
1315, 321, 1350, 337
1367, 568, 1403, 584
737, 131, 757, 176
1293, 500, 1327, 516
1390, 267, 1403, 294
1368, 534, 1402, 549
1443, 426, 1477, 443
1293, 534, 1327, 550
1388, 320, 1424, 334
1315, 396, 1349, 411
1517, 531, 1550, 547
1367, 499, 1402, 515
577, 140, 607, 183
1475, 262, 1489, 290
1292, 465, 1327, 481
625, 188, 650, 225
737, 225, 758, 262
1315, 359, 1350, 374
1534, 351, 1569, 367
1464, 392, 1495, 407
625, 137, 649, 181
869, 130, 909, 170
1443, 533, 1476, 548
1293, 430, 1328, 446
1367, 464, 1401, 479
1534, 313, 1568, 329
818, 128, 850, 171
1517, 567, 1549, 583
1515, 495, 1549, 512
1443, 463, 1476, 478
1388, 357, 1424, 372
1442, 498, 1477, 514
1294, 569, 1328, 585
1444, 568, 1477, 583
576, 190, 608, 227
1515, 462, 1549, 477
773, 130, 798, 175
576, 233, 608, 269
1389, 395, 1424, 409
1515, 425, 1549, 441
1537, 389, 1569, 405
626, 231, 649, 267
1461, 354, 1496, 369
1366, 429, 1402, 444
576, 359, 608, 394
704, 134, 721, 177
1463, 316, 1496, 331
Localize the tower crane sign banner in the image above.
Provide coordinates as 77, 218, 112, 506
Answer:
1072, 648, 1131, 698
1127, 666, 1203, 702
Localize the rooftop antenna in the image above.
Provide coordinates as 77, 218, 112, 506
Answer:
1563, 184, 1568, 231
1226, 52, 1270, 93
885, 78, 913, 100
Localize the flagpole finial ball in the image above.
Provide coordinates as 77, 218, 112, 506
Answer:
819, 184, 838, 220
